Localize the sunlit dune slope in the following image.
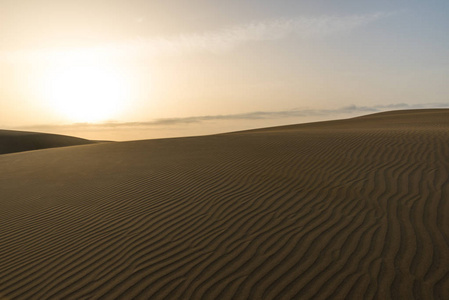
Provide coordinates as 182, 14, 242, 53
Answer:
0, 130, 95, 155
1, 109, 448, 299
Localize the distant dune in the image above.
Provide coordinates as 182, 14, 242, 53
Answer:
1, 109, 448, 299
0, 129, 95, 155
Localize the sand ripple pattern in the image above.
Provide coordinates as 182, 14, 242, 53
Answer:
1, 109, 448, 299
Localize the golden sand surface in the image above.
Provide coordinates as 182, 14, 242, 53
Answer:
1, 109, 448, 299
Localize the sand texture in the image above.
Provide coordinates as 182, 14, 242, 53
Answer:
1, 109, 448, 299
0, 130, 94, 155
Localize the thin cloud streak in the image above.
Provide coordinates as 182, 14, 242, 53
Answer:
22, 102, 449, 130
133, 11, 393, 55
2, 12, 395, 62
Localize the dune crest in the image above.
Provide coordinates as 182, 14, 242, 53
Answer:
1, 109, 448, 299
0, 130, 94, 155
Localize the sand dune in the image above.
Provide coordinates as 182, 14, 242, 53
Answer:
0, 130, 94, 155
1, 109, 448, 299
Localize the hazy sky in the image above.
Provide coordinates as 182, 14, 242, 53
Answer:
1, 0, 448, 140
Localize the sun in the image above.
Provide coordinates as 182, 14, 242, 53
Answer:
43, 62, 130, 123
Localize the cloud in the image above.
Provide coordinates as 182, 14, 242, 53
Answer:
132, 11, 393, 55
1, 12, 395, 62
21, 102, 449, 130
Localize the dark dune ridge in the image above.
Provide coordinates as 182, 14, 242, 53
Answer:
0, 129, 94, 155
0, 109, 448, 299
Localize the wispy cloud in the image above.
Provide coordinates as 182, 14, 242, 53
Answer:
21, 102, 449, 130
2, 12, 395, 62
131, 11, 393, 55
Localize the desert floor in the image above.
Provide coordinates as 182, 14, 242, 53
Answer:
1, 109, 448, 299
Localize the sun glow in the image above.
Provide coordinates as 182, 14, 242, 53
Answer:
42, 58, 131, 123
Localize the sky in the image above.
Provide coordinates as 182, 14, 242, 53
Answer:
1, 0, 448, 140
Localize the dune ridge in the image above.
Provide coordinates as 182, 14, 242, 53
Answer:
0, 109, 448, 299
0, 130, 95, 155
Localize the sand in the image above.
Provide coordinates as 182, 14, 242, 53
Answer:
0, 109, 448, 299
0, 130, 94, 155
